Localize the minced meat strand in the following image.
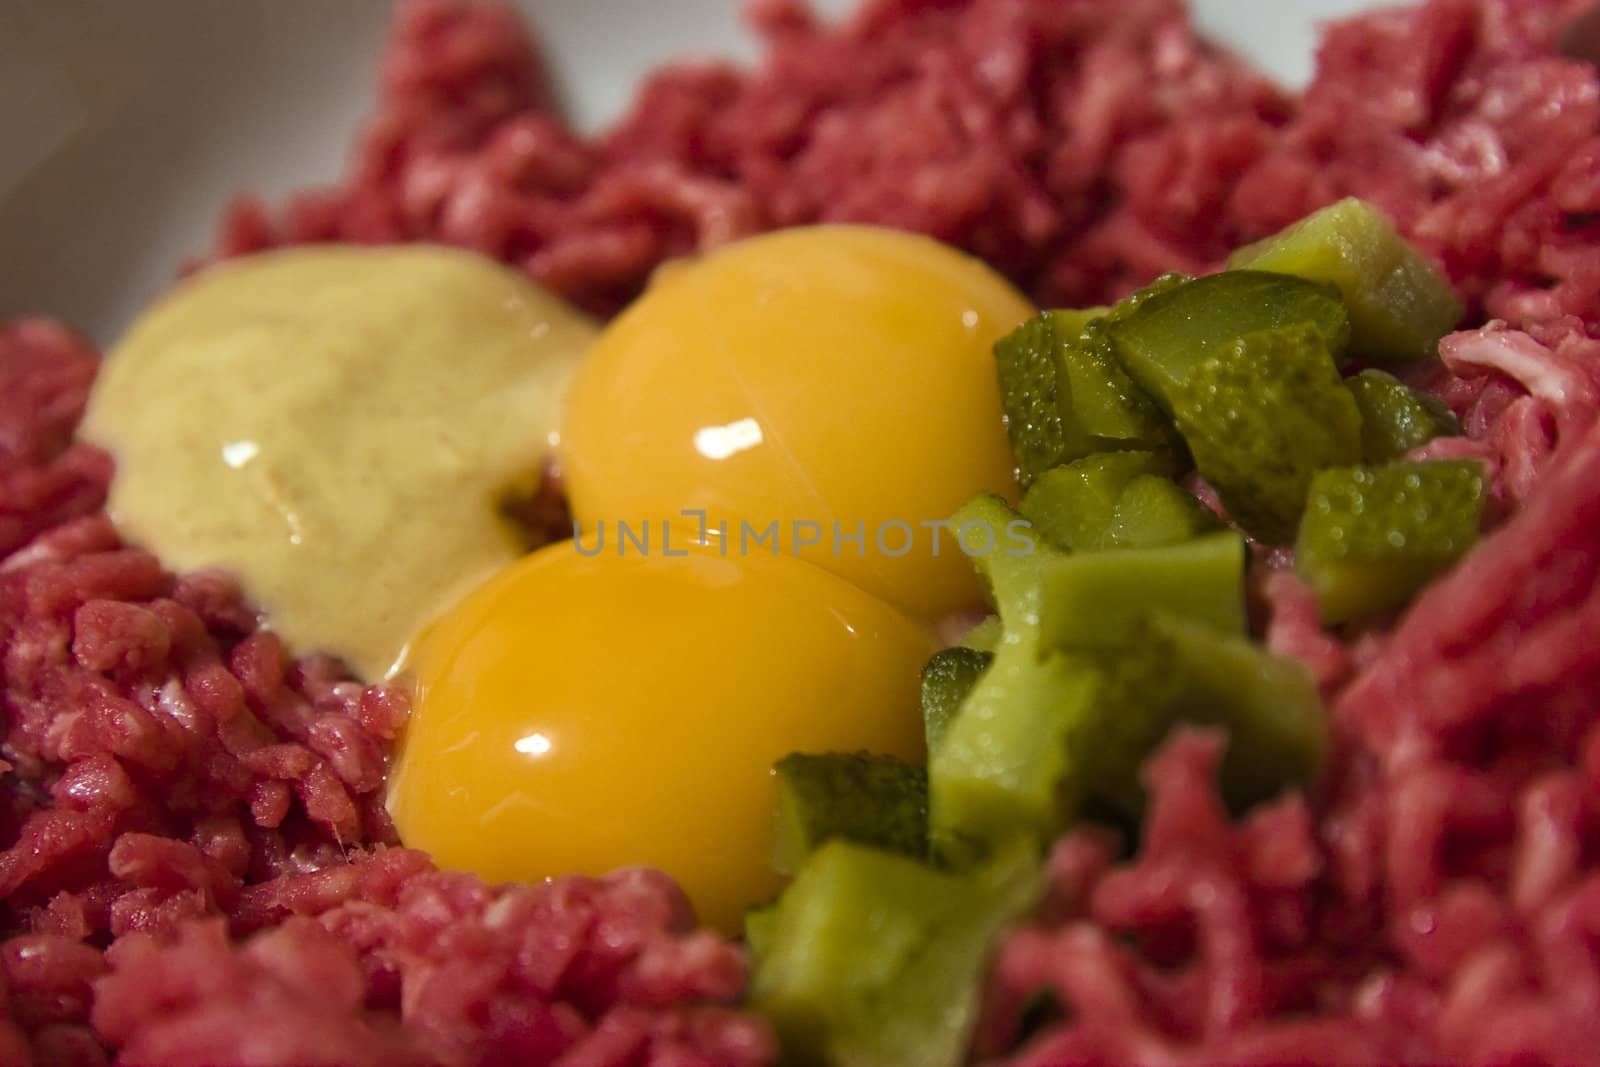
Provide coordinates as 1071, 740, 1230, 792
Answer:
4, 0, 1600, 1063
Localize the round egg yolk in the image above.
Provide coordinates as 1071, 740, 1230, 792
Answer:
558, 225, 1034, 620
388, 537, 935, 934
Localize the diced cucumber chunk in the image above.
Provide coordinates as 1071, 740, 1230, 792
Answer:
773, 753, 929, 876
933, 491, 1326, 856
1019, 450, 1174, 553
1071, 642, 1185, 820
1110, 272, 1192, 311
1060, 318, 1172, 445
995, 280, 1187, 487
929, 649, 1098, 865
745, 903, 778, 960
1107, 474, 1224, 548
936, 615, 1325, 832
1228, 197, 1463, 362
958, 615, 1003, 653
1039, 530, 1246, 652
1046, 306, 1110, 337
1346, 369, 1462, 463
1056, 276, 1187, 448
1167, 322, 1364, 543
921, 646, 992, 755
1296, 460, 1485, 623
947, 618, 1328, 826
934, 495, 1093, 862
1108, 270, 1352, 409
994, 314, 1097, 486
749, 839, 1040, 1067
1138, 612, 1328, 809
950, 494, 1056, 626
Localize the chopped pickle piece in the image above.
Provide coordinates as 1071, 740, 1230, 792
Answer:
773, 753, 929, 876
1228, 197, 1463, 362
1039, 530, 1247, 652
952, 493, 1057, 623
959, 615, 1003, 653
933, 492, 1326, 857
1141, 612, 1328, 810
921, 646, 993, 755
1346, 369, 1462, 462
1168, 323, 1364, 542
1070, 615, 1329, 819
996, 279, 1187, 486
1108, 270, 1352, 409
1048, 306, 1111, 337
745, 903, 778, 960
1296, 460, 1485, 623
931, 495, 1092, 862
749, 839, 1039, 1067
994, 314, 1097, 486
1107, 474, 1224, 548
1059, 274, 1187, 445
1061, 319, 1173, 445
1072, 641, 1185, 820
1019, 451, 1174, 552
1114, 272, 1192, 308
1108, 271, 1193, 316
930, 651, 1097, 865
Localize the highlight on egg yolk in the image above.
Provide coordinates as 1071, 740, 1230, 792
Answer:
388, 536, 935, 934
558, 225, 1034, 620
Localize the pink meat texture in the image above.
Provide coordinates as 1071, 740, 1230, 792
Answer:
2, 0, 1598, 1062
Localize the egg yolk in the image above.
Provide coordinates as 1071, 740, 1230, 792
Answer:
558, 225, 1033, 620
388, 537, 935, 934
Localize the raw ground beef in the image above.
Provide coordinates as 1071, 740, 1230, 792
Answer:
3, 0, 1599, 1063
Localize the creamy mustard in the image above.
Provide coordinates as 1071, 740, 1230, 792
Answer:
82, 244, 597, 679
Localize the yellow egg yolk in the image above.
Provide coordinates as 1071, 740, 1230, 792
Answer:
388, 537, 935, 933
558, 225, 1033, 620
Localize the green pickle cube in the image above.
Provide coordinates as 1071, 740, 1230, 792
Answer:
1060, 317, 1174, 446
1019, 450, 1174, 553
1039, 530, 1247, 653
1228, 197, 1463, 363
1139, 613, 1328, 811
1070, 641, 1186, 819
1107, 270, 1352, 409
1044, 306, 1110, 337
929, 647, 1098, 865
1167, 322, 1364, 543
952, 493, 1055, 621
931, 489, 1330, 861
921, 646, 992, 755
1296, 460, 1485, 623
994, 277, 1187, 487
744, 903, 778, 961
1103, 271, 1191, 321
1346, 369, 1462, 462
1057, 274, 1186, 445
930, 495, 1094, 861
1107, 474, 1224, 548
1072, 615, 1328, 819
995, 313, 1093, 486
772, 753, 929, 876
958, 615, 1003, 653
749, 838, 1040, 1067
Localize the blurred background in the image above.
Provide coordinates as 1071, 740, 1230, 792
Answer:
0, 0, 1373, 340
